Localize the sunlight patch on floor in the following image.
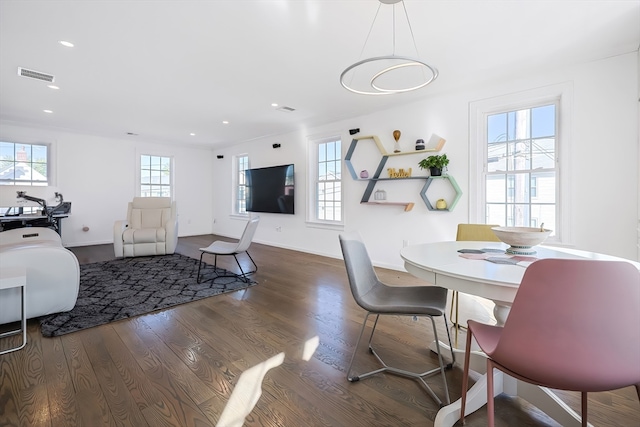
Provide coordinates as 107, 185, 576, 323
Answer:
216, 335, 321, 426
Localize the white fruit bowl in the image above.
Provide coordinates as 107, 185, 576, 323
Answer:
491, 226, 552, 255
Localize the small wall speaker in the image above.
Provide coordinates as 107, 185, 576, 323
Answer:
272, 143, 281, 148
217, 155, 224, 159
349, 128, 360, 135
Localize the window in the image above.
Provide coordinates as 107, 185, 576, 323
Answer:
308, 136, 342, 224
484, 104, 557, 232
234, 154, 249, 215
531, 176, 538, 198
140, 155, 172, 197
0, 141, 49, 186
470, 84, 571, 244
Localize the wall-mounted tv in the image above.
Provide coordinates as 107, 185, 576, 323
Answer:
245, 164, 294, 214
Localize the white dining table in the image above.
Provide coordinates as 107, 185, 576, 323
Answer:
400, 240, 640, 427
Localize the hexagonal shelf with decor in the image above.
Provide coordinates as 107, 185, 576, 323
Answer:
419, 175, 463, 211
346, 134, 455, 212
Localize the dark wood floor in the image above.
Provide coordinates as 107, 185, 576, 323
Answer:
1, 235, 638, 426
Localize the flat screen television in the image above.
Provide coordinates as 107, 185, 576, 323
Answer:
245, 164, 294, 214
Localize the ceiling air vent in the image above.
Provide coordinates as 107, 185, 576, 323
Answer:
276, 106, 296, 113
17, 67, 55, 83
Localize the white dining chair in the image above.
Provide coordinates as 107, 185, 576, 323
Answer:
197, 216, 260, 283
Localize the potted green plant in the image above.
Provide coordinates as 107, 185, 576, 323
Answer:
418, 154, 449, 176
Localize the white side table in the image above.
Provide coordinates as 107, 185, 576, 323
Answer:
0, 266, 27, 355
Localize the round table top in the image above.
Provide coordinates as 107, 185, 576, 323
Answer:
400, 241, 639, 304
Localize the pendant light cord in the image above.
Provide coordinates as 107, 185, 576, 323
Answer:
401, 1, 426, 80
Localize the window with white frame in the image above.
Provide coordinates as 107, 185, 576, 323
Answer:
0, 141, 49, 186
470, 84, 571, 244
308, 136, 342, 224
234, 154, 249, 215
140, 154, 172, 197
484, 104, 557, 233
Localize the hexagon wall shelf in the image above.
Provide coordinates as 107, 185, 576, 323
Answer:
345, 134, 456, 212
419, 175, 463, 211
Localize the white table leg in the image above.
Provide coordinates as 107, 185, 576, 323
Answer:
434, 362, 505, 427
430, 340, 496, 427
430, 339, 590, 427
516, 381, 592, 427
493, 302, 511, 326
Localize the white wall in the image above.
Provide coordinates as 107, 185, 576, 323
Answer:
565, 53, 637, 258
0, 123, 215, 246
213, 52, 639, 268
2, 52, 637, 268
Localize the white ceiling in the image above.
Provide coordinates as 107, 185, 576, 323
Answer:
1, 0, 638, 148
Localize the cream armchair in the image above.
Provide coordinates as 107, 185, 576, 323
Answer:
114, 197, 178, 258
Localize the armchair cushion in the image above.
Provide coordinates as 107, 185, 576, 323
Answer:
122, 228, 166, 244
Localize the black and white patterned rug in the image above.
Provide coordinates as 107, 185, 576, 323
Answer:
39, 253, 256, 337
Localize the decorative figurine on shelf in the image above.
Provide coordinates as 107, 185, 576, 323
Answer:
387, 168, 412, 178
415, 139, 425, 150
374, 189, 387, 201
393, 130, 401, 153
360, 170, 369, 179
436, 199, 448, 210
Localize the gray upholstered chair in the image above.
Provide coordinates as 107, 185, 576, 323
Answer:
113, 197, 178, 258
197, 216, 260, 283
339, 232, 455, 407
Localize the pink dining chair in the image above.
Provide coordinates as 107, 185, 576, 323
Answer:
460, 258, 640, 427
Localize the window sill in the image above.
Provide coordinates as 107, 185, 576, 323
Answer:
305, 220, 345, 231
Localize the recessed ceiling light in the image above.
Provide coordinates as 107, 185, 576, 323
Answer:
59, 40, 74, 47
48, 85, 59, 90
271, 103, 278, 107
43, 109, 53, 113
222, 120, 229, 124
190, 133, 195, 136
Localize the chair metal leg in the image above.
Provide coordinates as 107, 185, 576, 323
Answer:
232, 254, 244, 276
347, 313, 387, 381
367, 314, 380, 349
454, 292, 460, 346
487, 359, 496, 427
442, 313, 456, 368
197, 251, 257, 283
450, 290, 468, 348
245, 251, 258, 275
460, 329, 474, 425
449, 290, 456, 319
196, 251, 206, 283
581, 392, 588, 427
232, 251, 258, 279
347, 311, 453, 408
428, 316, 451, 406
